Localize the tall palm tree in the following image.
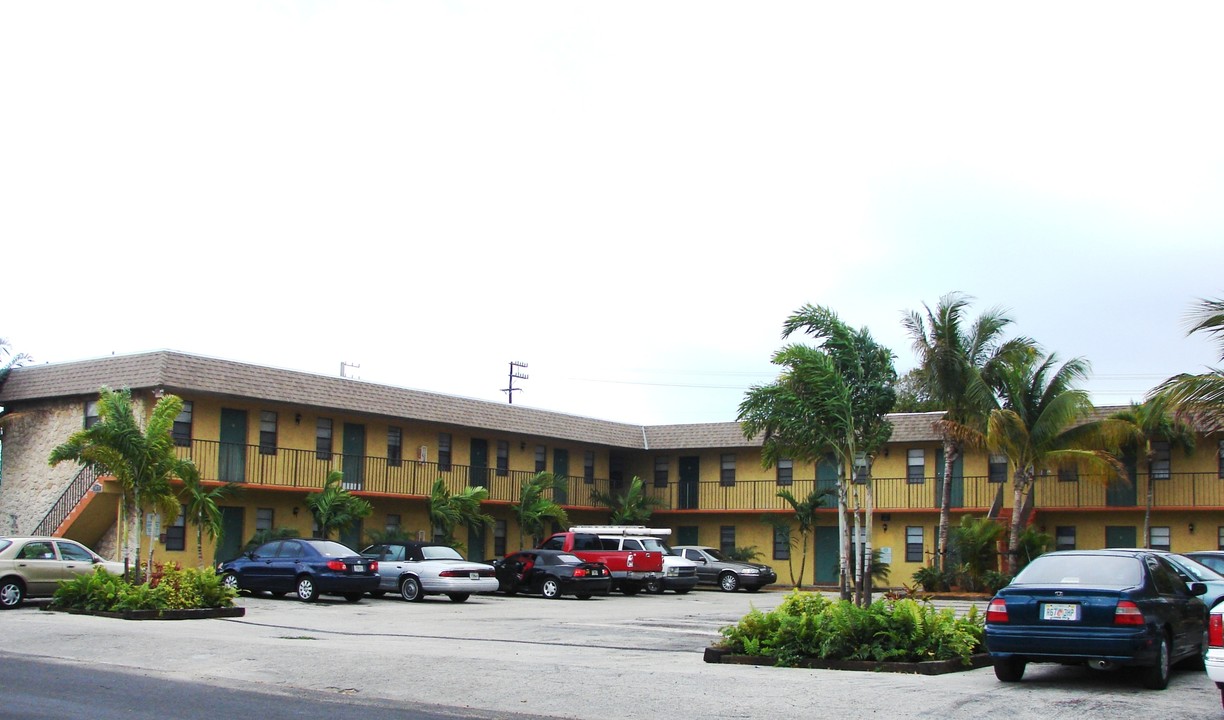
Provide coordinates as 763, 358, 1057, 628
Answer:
0, 338, 31, 428
512, 472, 569, 548
304, 470, 373, 540
985, 353, 1126, 573
591, 476, 664, 525
1153, 295, 1224, 431
427, 477, 494, 546
48, 388, 191, 580
179, 465, 241, 567
902, 292, 1033, 572
1110, 397, 1196, 548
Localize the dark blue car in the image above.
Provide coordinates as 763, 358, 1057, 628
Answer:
218, 538, 379, 603
985, 549, 1208, 690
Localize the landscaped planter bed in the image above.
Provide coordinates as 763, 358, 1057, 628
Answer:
44, 606, 245, 621
703, 646, 991, 675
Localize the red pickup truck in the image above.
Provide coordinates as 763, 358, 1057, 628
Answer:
538, 527, 664, 595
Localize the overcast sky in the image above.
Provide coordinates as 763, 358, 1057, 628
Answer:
3, 2, 1221, 426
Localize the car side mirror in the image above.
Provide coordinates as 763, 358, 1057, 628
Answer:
1189, 582, 1207, 596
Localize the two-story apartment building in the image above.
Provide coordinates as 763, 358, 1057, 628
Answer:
1, 350, 1221, 586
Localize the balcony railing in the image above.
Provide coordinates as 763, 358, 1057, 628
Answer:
174, 440, 1224, 512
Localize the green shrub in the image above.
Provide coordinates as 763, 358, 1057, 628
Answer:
912, 565, 952, 592
719, 590, 984, 667
52, 566, 236, 613
982, 571, 1012, 595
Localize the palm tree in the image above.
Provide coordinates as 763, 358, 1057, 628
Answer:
427, 477, 494, 546
0, 338, 31, 429
985, 352, 1126, 573
1153, 295, 1224, 430
179, 465, 241, 567
591, 476, 664, 525
48, 388, 192, 580
764, 488, 828, 588
902, 292, 1033, 572
1110, 397, 1196, 548
304, 470, 373, 540
512, 472, 569, 548
739, 304, 895, 604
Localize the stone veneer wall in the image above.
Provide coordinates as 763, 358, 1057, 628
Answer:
0, 398, 90, 535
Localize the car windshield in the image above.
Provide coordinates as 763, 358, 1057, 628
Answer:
1170, 554, 1224, 581
421, 546, 464, 561
0, 539, 11, 552
1012, 554, 1143, 588
703, 549, 727, 561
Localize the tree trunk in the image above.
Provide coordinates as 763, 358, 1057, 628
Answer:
1007, 471, 1029, 575
837, 469, 851, 602
1143, 463, 1153, 549
936, 438, 957, 572
863, 474, 874, 606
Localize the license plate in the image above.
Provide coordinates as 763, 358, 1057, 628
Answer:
1042, 603, 1079, 621
353, 564, 365, 573
469, 572, 479, 580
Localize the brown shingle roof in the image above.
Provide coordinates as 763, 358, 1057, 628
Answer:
0, 351, 981, 450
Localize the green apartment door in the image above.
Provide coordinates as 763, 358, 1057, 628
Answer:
470, 439, 489, 489
342, 423, 365, 490
215, 506, 244, 564
935, 450, 964, 508
219, 409, 247, 483
678, 456, 700, 510
553, 449, 568, 505
1107, 451, 1139, 507
1105, 526, 1137, 548
814, 526, 839, 584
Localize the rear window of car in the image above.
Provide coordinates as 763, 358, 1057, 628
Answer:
421, 546, 463, 561
310, 541, 359, 557
1012, 554, 1143, 588
557, 554, 583, 564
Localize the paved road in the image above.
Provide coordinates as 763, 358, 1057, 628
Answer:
0, 589, 1219, 719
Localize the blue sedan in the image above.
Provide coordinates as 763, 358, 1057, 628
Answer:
985, 549, 1208, 689
218, 538, 379, 603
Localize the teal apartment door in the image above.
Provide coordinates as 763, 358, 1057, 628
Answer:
470, 439, 489, 489
814, 526, 840, 584
342, 423, 365, 490
679, 456, 700, 510
1105, 526, 1137, 548
219, 409, 247, 483
215, 506, 245, 564
935, 450, 964, 508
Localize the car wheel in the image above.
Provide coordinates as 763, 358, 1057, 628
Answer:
719, 572, 740, 592
399, 576, 423, 602
541, 577, 561, 599
343, 593, 363, 603
644, 577, 663, 594
0, 577, 25, 609
447, 593, 470, 603
576, 594, 592, 600
993, 656, 1026, 682
1140, 633, 1171, 690
220, 573, 240, 594
295, 575, 319, 602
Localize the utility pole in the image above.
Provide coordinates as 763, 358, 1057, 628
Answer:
502, 361, 528, 403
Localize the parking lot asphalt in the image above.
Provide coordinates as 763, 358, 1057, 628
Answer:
1, 588, 1219, 719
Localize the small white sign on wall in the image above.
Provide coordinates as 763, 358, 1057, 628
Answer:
879, 547, 892, 565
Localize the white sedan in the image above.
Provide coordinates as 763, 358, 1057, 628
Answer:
361, 541, 499, 602
1210, 605, 1224, 710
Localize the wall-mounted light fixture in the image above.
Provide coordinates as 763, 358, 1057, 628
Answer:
294, 413, 302, 425
883, 447, 890, 457
882, 523, 888, 532
520, 441, 527, 451
1189, 522, 1196, 533
292, 506, 299, 516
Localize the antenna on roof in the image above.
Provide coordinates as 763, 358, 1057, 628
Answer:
502, 361, 528, 403
340, 361, 361, 380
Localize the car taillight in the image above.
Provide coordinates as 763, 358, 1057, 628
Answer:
368, 561, 378, 573
1114, 600, 1145, 626
1210, 613, 1224, 648
573, 568, 589, 578
327, 560, 347, 571
986, 598, 1008, 623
